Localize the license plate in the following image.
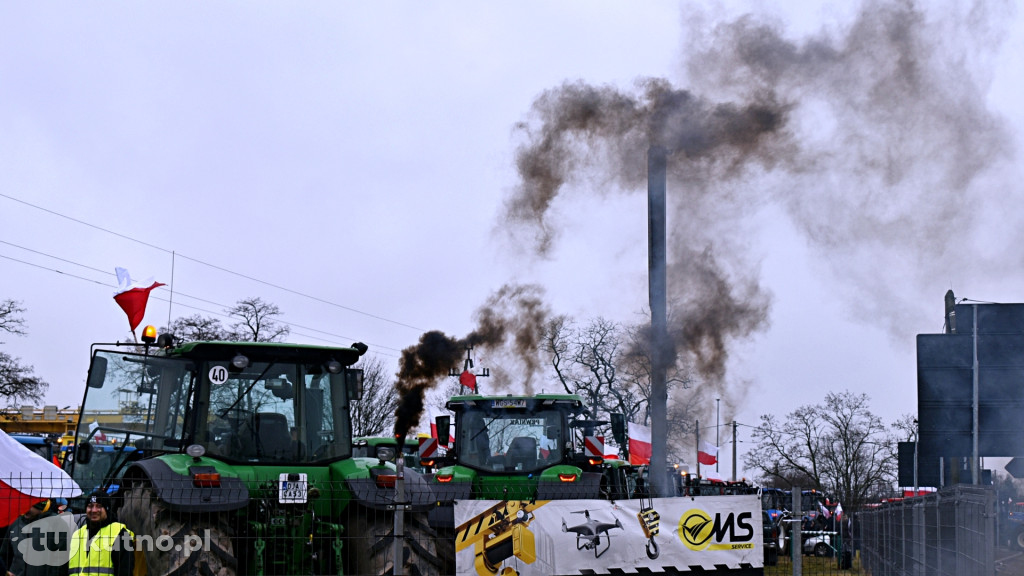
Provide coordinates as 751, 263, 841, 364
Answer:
279, 473, 308, 504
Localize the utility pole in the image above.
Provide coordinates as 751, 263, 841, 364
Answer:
648, 146, 669, 497
732, 420, 737, 481
716, 398, 720, 473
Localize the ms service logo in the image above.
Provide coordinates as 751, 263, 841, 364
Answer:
678, 508, 755, 552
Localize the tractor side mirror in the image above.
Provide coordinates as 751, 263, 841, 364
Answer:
610, 413, 626, 448
345, 369, 363, 401
87, 356, 108, 389
436, 415, 450, 446
76, 442, 93, 465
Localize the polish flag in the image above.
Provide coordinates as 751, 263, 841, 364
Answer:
698, 441, 718, 466
1, 429, 82, 526
835, 502, 844, 521
627, 421, 652, 465
89, 420, 107, 443
539, 435, 553, 459
113, 267, 165, 332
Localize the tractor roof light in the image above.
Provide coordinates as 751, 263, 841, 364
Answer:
231, 354, 250, 370
326, 359, 343, 374
141, 325, 157, 344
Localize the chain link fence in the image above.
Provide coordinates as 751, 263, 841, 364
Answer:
856, 484, 995, 576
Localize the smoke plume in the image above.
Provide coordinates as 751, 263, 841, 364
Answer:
503, 0, 1014, 406
392, 283, 550, 441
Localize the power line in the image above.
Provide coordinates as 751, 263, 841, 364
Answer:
0, 192, 427, 332
0, 248, 403, 357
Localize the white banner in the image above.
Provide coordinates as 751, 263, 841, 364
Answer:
453, 494, 762, 575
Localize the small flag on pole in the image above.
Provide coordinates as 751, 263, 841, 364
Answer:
698, 440, 719, 466
89, 420, 107, 443
113, 267, 165, 333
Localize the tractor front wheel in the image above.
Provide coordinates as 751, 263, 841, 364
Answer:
119, 485, 237, 576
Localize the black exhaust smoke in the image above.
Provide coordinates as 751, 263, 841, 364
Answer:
502, 0, 1011, 418
392, 284, 551, 442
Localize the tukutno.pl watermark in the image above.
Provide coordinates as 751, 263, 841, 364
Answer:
15, 515, 213, 567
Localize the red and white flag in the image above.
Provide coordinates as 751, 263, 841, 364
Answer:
113, 267, 165, 332
1, 429, 82, 526
89, 420, 107, 443
698, 440, 719, 466
835, 502, 844, 521
627, 421, 652, 465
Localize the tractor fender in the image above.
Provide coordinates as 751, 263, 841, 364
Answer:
343, 460, 439, 512
121, 457, 250, 513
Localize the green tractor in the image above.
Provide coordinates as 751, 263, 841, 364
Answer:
67, 329, 446, 576
429, 394, 608, 503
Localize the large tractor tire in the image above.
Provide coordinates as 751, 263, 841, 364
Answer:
347, 506, 446, 576
433, 526, 456, 575
119, 486, 237, 576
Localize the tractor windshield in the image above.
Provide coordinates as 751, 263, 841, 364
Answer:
202, 360, 352, 463
455, 408, 565, 473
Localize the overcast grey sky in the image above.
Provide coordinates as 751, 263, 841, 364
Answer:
2, 1, 1023, 476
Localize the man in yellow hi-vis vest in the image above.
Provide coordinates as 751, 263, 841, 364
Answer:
68, 493, 135, 576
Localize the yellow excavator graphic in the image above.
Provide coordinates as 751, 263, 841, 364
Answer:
455, 499, 545, 576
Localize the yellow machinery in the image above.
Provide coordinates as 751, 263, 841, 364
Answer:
0, 405, 80, 436
455, 500, 544, 576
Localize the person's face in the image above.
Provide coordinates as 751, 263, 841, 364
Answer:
22, 504, 44, 521
86, 502, 108, 523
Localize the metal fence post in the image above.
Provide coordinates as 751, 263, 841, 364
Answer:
792, 486, 802, 576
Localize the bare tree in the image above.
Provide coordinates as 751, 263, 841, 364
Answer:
0, 299, 48, 405
542, 316, 633, 424
162, 314, 230, 343
225, 297, 290, 342
539, 315, 698, 461
745, 390, 896, 511
350, 355, 398, 437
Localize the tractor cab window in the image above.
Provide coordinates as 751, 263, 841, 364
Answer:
456, 408, 564, 473
205, 361, 351, 463
71, 350, 194, 494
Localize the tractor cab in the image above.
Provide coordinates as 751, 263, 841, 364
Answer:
432, 394, 602, 501
444, 394, 586, 474
68, 329, 367, 501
